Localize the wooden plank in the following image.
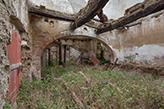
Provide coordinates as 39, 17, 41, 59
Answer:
10, 63, 22, 71
70, 0, 109, 30
96, 0, 164, 34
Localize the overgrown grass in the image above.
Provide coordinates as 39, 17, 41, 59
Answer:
17, 65, 164, 109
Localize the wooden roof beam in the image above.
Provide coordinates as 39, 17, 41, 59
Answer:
29, 6, 76, 21
28, 6, 101, 29
70, 0, 109, 30
96, 0, 164, 34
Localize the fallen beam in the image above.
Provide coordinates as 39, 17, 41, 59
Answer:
59, 78, 84, 107
70, 0, 109, 30
78, 71, 90, 84
96, 0, 164, 34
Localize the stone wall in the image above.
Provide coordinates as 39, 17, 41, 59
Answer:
0, 0, 30, 107
0, 0, 16, 108
12, 0, 31, 79
21, 32, 32, 79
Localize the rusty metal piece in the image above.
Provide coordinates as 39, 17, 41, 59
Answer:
89, 55, 100, 65
111, 58, 118, 70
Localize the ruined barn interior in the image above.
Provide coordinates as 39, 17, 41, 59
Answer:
0, 0, 164, 108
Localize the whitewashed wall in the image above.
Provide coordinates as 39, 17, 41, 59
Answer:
103, 0, 144, 20
30, 0, 87, 14
13, 0, 29, 31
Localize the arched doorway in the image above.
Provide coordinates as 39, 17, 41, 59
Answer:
31, 31, 116, 80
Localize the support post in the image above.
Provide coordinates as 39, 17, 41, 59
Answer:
58, 40, 62, 65
48, 48, 51, 66
56, 50, 58, 66
42, 52, 47, 67
69, 46, 70, 66
64, 45, 67, 64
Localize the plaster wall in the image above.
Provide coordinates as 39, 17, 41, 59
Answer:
101, 10, 164, 64
12, 0, 29, 31
30, 0, 87, 14
103, 0, 144, 20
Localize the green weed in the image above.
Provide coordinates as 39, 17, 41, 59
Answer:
17, 65, 164, 109
124, 55, 136, 62
3, 102, 13, 109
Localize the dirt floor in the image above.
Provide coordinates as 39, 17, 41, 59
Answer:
105, 62, 164, 77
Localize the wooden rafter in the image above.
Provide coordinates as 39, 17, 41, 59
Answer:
29, 6, 76, 21
28, 6, 101, 29
70, 0, 109, 30
96, 0, 164, 34
97, 10, 108, 22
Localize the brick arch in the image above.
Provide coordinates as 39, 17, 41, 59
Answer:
35, 33, 68, 58
32, 33, 115, 79
36, 33, 114, 58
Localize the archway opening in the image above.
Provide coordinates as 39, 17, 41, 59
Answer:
40, 35, 114, 79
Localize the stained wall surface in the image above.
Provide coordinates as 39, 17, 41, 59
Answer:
101, 10, 164, 64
